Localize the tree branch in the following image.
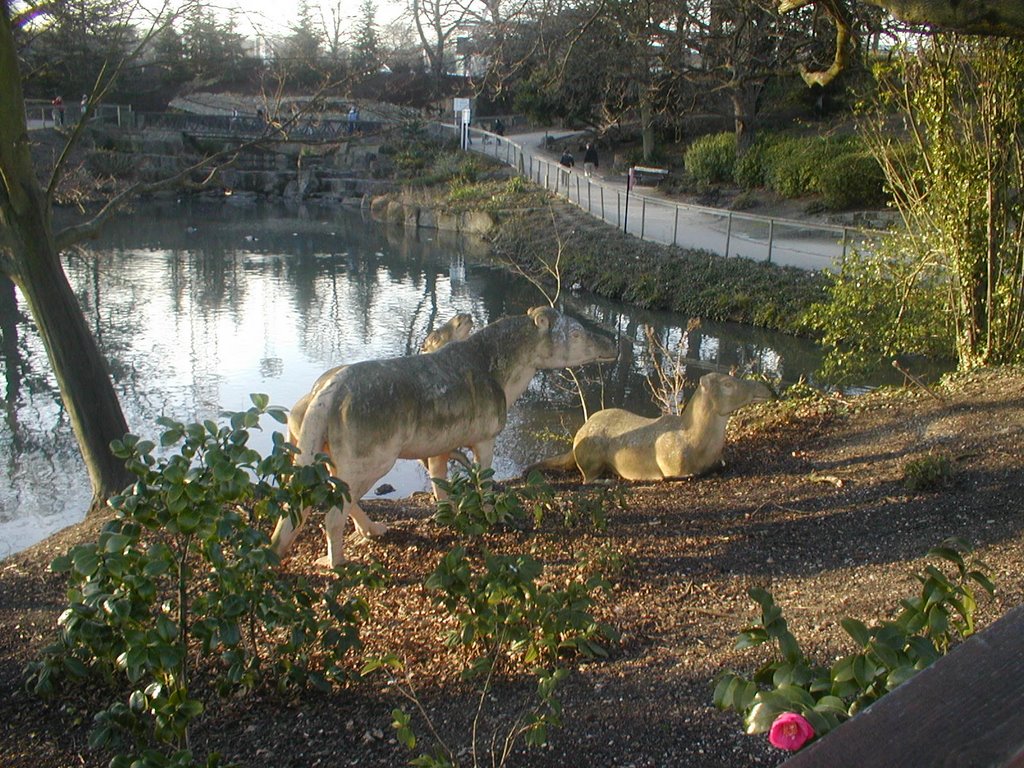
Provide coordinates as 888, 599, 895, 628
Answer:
780, 0, 1024, 86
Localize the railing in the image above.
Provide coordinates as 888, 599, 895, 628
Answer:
25, 99, 134, 128
142, 112, 385, 142
453, 124, 889, 272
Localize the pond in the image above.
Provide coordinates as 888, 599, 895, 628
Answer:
1, 199, 865, 558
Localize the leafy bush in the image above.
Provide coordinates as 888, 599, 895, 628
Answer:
714, 541, 994, 750
380, 545, 616, 761
684, 132, 737, 186
733, 136, 782, 190
433, 461, 531, 535
86, 150, 136, 178
903, 453, 955, 492
367, 463, 620, 767
802, 238, 953, 383
758, 135, 862, 200
26, 398, 383, 767
818, 152, 887, 210
763, 137, 822, 198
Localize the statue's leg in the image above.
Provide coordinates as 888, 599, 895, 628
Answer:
320, 504, 351, 568
270, 505, 311, 559
349, 500, 389, 539
472, 440, 494, 472
426, 453, 451, 500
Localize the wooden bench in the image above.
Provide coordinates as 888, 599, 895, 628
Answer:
782, 604, 1024, 767
631, 165, 670, 187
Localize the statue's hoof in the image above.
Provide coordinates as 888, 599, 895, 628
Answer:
357, 521, 389, 539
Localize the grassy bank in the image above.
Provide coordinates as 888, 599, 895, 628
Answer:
386, 163, 828, 336
489, 195, 827, 334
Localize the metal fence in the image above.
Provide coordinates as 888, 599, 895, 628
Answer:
457, 125, 887, 272
25, 99, 134, 129
142, 112, 385, 142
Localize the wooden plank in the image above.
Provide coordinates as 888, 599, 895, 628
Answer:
783, 605, 1024, 768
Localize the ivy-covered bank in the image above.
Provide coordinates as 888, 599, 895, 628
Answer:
371, 175, 826, 336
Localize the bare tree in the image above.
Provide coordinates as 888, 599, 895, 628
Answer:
409, 0, 469, 93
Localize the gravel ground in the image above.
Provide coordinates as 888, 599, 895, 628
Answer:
2, 367, 1022, 768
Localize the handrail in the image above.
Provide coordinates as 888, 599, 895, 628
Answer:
449, 123, 890, 271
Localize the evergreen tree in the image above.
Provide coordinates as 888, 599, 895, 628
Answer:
351, 0, 380, 76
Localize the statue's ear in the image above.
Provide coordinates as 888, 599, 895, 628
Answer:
528, 306, 555, 333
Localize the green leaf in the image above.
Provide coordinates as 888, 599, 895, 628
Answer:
841, 617, 870, 647
814, 695, 849, 716
886, 665, 918, 690
63, 657, 89, 679
71, 548, 100, 577
968, 570, 995, 596
713, 674, 743, 710
744, 701, 779, 735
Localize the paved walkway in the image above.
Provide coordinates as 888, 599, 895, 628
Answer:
471, 127, 879, 272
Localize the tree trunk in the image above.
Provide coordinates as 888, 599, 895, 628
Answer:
2, 7, 133, 513
7, 197, 133, 512
641, 100, 655, 162
731, 87, 759, 151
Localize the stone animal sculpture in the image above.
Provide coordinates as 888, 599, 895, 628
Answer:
286, 313, 474, 448
285, 313, 475, 539
529, 372, 772, 483
272, 306, 617, 566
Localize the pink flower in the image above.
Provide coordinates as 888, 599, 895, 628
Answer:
768, 712, 815, 751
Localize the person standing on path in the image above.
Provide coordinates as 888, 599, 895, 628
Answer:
52, 96, 64, 126
583, 142, 599, 177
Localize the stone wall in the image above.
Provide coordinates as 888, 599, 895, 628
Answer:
368, 195, 497, 237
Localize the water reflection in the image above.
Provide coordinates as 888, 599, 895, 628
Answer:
2, 200, 853, 557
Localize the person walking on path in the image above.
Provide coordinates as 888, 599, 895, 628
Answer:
52, 96, 64, 126
583, 142, 599, 177
559, 147, 575, 186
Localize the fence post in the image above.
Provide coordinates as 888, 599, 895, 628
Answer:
600, 186, 605, 223
725, 212, 733, 257
617, 191, 621, 228
587, 179, 592, 212
641, 198, 647, 240
673, 206, 679, 247
545, 163, 550, 191
842, 228, 849, 261
767, 218, 775, 264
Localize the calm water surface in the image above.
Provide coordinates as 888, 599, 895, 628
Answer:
1, 200, 854, 557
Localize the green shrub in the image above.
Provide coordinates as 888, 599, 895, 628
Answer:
763, 137, 821, 197
684, 132, 737, 186
733, 136, 781, 190
903, 453, 955, 492
761, 135, 867, 199
802, 237, 953, 383
819, 152, 887, 210
86, 150, 136, 178
26, 398, 383, 767
715, 540, 994, 750
433, 461, 531, 535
